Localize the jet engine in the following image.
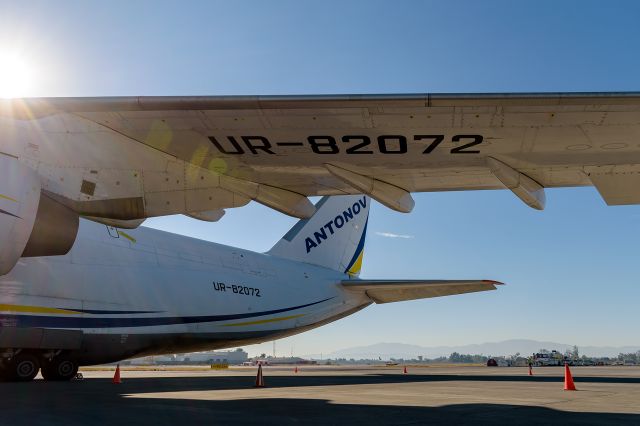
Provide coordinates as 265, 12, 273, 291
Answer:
0, 156, 79, 275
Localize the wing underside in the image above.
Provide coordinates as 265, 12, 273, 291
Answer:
2, 92, 640, 221
341, 279, 503, 304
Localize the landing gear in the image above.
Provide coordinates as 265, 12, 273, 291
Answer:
0, 363, 11, 381
41, 356, 78, 381
11, 353, 40, 382
0, 353, 41, 382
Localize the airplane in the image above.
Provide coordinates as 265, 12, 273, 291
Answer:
1, 91, 639, 380
0, 194, 501, 381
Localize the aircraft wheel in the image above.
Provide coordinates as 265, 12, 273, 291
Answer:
7, 353, 40, 382
41, 357, 78, 381
0, 363, 11, 381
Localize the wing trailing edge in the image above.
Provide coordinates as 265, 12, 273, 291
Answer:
341, 279, 503, 304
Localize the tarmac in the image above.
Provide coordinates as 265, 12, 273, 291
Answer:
2, 365, 639, 425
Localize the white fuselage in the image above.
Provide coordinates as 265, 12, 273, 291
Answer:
0, 220, 370, 364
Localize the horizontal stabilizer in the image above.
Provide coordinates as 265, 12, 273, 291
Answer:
341, 279, 502, 304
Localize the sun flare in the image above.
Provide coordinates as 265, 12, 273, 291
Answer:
0, 51, 34, 98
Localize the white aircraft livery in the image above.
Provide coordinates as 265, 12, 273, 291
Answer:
2, 91, 639, 381
0, 195, 499, 381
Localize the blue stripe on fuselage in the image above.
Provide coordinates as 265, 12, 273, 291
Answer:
0, 208, 20, 219
0, 298, 334, 329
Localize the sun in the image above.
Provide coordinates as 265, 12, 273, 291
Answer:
0, 51, 34, 98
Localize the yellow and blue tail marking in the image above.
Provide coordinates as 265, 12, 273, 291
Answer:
268, 195, 370, 274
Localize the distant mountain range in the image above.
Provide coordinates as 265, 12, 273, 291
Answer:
322, 339, 640, 359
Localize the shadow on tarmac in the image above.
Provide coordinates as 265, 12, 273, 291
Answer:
1, 374, 639, 425
54, 372, 640, 391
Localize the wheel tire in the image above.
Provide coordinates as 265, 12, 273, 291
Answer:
0, 363, 12, 382
9, 353, 40, 382
41, 357, 78, 381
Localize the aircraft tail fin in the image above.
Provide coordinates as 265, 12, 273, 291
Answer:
267, 195, 370, 276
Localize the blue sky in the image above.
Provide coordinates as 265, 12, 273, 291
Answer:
2, 0, 639, 356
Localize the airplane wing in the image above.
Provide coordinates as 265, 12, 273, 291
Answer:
2, 92, 640, 222
341, 279, 503, 304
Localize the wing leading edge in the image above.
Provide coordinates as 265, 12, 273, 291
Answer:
341, 279, 503, 304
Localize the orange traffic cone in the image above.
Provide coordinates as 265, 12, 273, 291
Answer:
564, 363, 576, 391
403, 366, 408, 374
528, 365, 533, 376
254, 364, 265, 388
112, 364, 122, 384
294, 366, 299, 373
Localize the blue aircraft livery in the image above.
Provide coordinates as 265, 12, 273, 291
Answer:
305, 196, 367, 253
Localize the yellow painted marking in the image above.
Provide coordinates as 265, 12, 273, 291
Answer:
189, 145, 209, 168
144, 119, 173, 150
0, 194, 18, 203
0, 304, 80, 315
118, 230, 137, 243
208, 157, 228, 175
348, 250, 364, 277
222, 314, 305, 327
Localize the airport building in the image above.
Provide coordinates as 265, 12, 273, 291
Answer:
128, 348, 248, 365
181, 349, 248, 364
250, 356, 317, 365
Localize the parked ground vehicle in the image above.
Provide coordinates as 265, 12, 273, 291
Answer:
533, 351, 567, 366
